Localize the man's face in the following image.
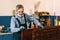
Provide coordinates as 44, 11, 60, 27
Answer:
17, 8, 24, 15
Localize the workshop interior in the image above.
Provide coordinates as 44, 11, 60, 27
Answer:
0, 0, 60, 40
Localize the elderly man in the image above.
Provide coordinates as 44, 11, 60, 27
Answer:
10, 4, 44, 40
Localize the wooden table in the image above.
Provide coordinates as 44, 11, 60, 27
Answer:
21, 26, 60, 40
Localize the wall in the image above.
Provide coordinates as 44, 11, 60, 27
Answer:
54, 0, 60, 16
0, 0, 60, 16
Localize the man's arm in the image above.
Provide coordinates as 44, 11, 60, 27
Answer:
10, 17, 20, 33
33, 18, 44, 28
28, 15, 44, 28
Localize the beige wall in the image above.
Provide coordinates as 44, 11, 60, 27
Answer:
0, 0, 60, 16
54, 0, 60, 16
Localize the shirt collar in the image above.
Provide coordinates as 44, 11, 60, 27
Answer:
15, 13, 24, 18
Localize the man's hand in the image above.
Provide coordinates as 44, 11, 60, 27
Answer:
20, 26, 25, 31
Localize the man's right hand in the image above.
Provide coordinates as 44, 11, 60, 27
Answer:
20, 26, 25, 31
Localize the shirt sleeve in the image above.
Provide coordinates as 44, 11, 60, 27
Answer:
10, 17, 20, 33
28, 15, 44, 28
33, 18, 44, 28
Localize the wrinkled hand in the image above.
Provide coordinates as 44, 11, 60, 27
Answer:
39, 26, 44, 29
20, 26, 25, 31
